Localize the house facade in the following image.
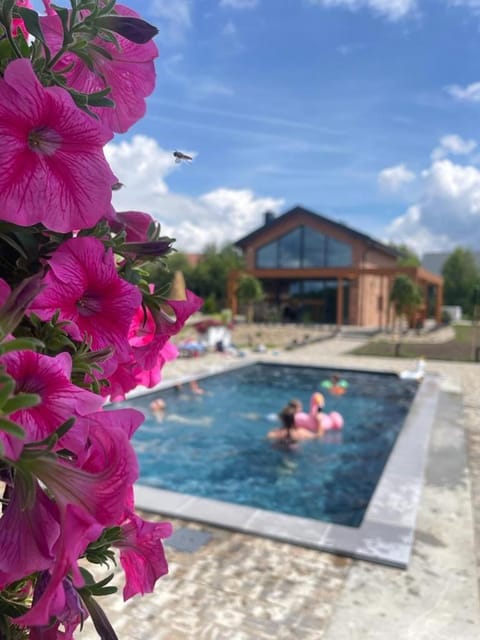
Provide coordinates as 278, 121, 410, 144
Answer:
230, 206, 443, 327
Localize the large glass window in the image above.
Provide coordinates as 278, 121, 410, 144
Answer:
255, 226, 352, 268
278, 228, 301, 268
303, 229, 326, 267
288, 281, 302, 296
327, 237, 352, 267
303, 280, 324, 296
256, 240, 277, 268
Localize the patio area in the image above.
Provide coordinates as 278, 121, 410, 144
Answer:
82, 334, 480, 639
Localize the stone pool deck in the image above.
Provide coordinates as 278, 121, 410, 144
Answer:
81, 336, 480, 639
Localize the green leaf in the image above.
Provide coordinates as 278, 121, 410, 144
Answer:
54, 416, 76, 440
88, 43, 113, 60
80, 593, 119, 640
15, 7, 46, 44
0, 232, 28, 260
0, 375, 15, 408
0, 337, 44, 354
0, 417, 25, 439
68, 86, 115, 109
0, 0, 16, 28
2, 393, 40, 414
55, 6, 71, 38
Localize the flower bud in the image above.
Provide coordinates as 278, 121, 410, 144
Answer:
96, 15, 158, 44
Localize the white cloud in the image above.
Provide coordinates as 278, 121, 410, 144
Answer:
220, 0, 258, 8
431, 134, 477, 161
385, 158, 480, 254
105, 135, 283, 252
446, 81, 480, 103
222, 20, 237, 36
448, 0, 480, 10
378, 164, 416, 193
161, 54, 234, 99
308, 0, 417, 21
148, 0, 191, 41
193, 78, 234, 97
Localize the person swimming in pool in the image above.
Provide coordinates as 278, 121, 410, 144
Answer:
267, 402, 318, 442
321, 374, 349, 395
288, 394, 326, 436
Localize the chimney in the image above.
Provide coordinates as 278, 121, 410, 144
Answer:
264, 211, 275, 226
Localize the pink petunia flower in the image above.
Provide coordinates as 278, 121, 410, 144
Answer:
133, 340, 179, 389
16, 505, 103, 628
40, 4, 158, 134
0, 58, 116, 232
27, 408, 142, 526
28, 575, 88, 640
15, 408, 143, 626
130, 290, 203, 372
117, 512, 172, 600
106, 340, 178, 401
110, 210, 156, 242
106, 289, 201, 400
0, 350, 103, 460
28, 237, 142, 376
0, 477, 60, 590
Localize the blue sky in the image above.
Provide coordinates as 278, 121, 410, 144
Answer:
100, 1, 480, 253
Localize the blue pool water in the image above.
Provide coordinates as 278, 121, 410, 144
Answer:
117, 363, 418, 527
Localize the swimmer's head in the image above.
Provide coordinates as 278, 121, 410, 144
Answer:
288, 398, 302, 411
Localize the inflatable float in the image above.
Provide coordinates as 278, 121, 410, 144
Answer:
399, 358, 425, 381
321, 376, 349, 396
294, 392, 344, 432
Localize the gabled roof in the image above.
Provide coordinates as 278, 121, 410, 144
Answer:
235, 205, 399, 258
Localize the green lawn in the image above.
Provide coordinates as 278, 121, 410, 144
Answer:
350, 324, 480, 362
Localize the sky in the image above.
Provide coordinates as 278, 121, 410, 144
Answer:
90, 1, 480, 254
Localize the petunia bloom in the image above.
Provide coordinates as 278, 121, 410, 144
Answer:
28, 576, 88, 640
15, 408, 143, 626
106, 339, 178, 401
106, 287, 202, 400
28, 237, 142, 376
16, 505, 103, 628
110, 210, 156, 243
0, 477, 60, 590
40, 4, 158, 134
130, 289, 203, 372
0, 58, 116, 232
0, 350, 103, 460
117, 512, 172, 600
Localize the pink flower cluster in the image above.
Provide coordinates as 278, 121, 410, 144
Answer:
0, 1, 202, 637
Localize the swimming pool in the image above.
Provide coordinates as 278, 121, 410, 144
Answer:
117, 363, 418, 527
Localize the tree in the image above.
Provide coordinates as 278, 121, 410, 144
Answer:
187, 243, 244, 312
389, 274, 422, 355
389, 242, 421, 267
442, 248, 480, 317
237, 274, 264, 323
146, 250, 194, 291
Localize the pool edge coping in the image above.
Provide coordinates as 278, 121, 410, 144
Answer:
132, 363, 441, 568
